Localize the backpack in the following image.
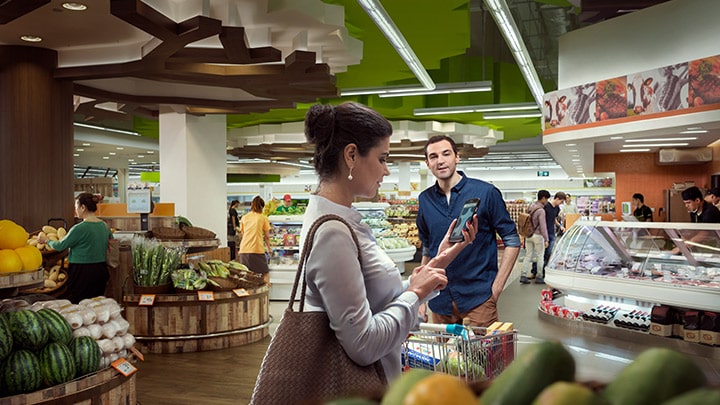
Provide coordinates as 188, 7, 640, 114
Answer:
518, 206, 542, 238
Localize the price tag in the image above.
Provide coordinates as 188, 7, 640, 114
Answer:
197, 291, 214, 301
111, 358, 138, 377
233, 288, 249, 297
138, 294, 156, 306
129, 346, 145, 362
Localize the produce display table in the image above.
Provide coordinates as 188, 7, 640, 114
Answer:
122, 285, 270, 354
0, 269, 44, 298
0, 365, 136, 405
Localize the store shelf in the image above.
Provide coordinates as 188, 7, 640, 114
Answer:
268, 214, 304, 224
546, 269, 720, 312
385, 246, 417, 263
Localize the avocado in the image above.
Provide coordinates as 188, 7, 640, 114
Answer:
660, 388, 720, 405
603, 348, 707, 405
532, 381, 609, 405
479, 341, 575, 405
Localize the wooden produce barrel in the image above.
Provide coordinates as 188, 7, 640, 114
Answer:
122, 286, 270, 354
0, 366, 135, 405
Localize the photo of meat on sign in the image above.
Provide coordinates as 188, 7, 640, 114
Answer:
595, 77, 627, 121
688, 56, 720, 107
542, 84, 595, 130
626, 64, 689, 115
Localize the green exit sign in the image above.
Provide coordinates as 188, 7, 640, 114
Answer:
537, 171, 550, 177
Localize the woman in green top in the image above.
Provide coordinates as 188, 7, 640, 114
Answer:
38, 193, 111, 303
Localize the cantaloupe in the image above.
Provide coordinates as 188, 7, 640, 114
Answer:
14, 245, 42, 271
0, 249, 23, 273
0, 220, 30, 250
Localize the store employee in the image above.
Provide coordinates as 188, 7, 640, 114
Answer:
681, 186, 720, 223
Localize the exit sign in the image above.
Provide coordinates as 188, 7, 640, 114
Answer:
537, 171, 550, 177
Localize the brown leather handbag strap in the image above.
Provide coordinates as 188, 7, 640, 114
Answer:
289, 214, 362, 312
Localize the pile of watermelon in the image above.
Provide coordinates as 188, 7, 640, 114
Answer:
0, 307, 102, 396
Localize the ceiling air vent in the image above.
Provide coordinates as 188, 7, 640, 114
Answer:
657, 148, 712, 165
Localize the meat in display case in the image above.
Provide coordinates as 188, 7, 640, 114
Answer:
545, 220, 720, 312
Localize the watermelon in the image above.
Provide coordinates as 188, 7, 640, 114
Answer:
0, 314, 12, 361
68, 336, 102, 377
1, 349, 42, 395
39, 342, 76, 387
36, 308, 73, 345
8, 309, 48, 350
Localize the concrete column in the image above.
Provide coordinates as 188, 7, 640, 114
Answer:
117, 168, 128, 203
397, 162, 411, 192
159, 107, 227, 245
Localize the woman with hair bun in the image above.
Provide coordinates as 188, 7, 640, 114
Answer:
238, 195, 272, 282
37, 192, 111, 303
297, 101, 478, 382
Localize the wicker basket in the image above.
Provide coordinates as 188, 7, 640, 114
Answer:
21, 269, 68, 296
208, 276, 237, 291
181, 226, 216, 240
151, 227, 185, 240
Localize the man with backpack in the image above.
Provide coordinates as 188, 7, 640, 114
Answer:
520, 190, 550, 285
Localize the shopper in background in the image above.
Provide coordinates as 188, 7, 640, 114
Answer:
274, 194, 294, 214
520, 190, 550, 285
227, 199, 240, 260
298, 102, 476, 383
37, 193, 110, 303
417, 135, 521, 327
681, 186, 720, 223
562, 193, 578, 215
238, 196, 272, 282
705, 187, 720, 210
540, 191, 566, 284
632, 193, 654, 222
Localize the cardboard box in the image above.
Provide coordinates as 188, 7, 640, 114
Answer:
649, 322, 672, 337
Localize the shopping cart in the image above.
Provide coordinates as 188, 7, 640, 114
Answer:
401, 323, 517, 382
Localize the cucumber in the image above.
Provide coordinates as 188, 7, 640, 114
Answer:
603, 348, 706, 405
479, 341, 575, 405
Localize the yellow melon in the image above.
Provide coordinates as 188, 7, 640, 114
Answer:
14, 246, 42, 271
0, 220, 30, 250
0, 249, 23, 273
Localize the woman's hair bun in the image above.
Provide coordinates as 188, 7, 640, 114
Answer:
305, 104, 335, 144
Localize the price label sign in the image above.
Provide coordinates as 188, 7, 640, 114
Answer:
197, 291, 214, 301
129, 346, 145, 362
139, 294, 156, 306
233, 288, 249, 297
111, 358, 138, 377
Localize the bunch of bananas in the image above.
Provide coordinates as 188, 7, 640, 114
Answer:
27, 225, 67, 252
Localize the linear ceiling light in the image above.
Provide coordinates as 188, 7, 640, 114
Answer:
623, 143, 689, 148
378, 81, 492, 97
414, 102, 538, 116
74, 122, 140, 136
483, 111, 543, 119
357, 0, 435, 91
484, 0, 544, 106
625, 137, 698, 142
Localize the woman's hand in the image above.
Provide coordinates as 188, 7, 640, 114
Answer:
407, 265, 447, 301
427, 214, 478, 269
36, 235, 47, 244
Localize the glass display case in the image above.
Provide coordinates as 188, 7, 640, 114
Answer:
267, 214, 303, 300
546, 220, 720, 312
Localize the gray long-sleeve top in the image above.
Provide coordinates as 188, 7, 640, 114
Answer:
529, 200, 550, 242
300, 195, 420, 381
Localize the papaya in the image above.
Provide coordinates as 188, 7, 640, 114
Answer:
479, 341, 575, 405
660, 388, 720, 405
532, 381, 609, 405
381, 369, 434, 405
602, 348, 706, 405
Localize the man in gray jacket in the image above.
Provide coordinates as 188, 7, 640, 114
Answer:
521, 190, 550, 284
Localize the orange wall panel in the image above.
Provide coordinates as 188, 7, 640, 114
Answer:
595, 153, 716, 221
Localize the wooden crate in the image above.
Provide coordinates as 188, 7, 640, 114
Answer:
122, 286, 270, 354
0, 366, 136, 405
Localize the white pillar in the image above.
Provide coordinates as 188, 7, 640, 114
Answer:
117, 168, 128, 202
398, 162, 411, 192
159, 106, 228, 246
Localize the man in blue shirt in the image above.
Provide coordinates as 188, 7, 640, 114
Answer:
540, 191, 566, 284
417, 135, 521, 327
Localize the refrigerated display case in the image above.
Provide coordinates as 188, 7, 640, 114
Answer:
546, 220, 720, 312
267, 214, 303, 301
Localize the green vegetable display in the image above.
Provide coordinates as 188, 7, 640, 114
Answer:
131, 236, 186, 286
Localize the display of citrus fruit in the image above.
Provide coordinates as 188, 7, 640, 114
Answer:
0, 249, 23, 273
0, 220, 30, 250
402, 373, 476, 405
14, 245, 42, 271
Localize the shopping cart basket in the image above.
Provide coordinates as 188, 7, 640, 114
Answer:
401, 323, 517, 382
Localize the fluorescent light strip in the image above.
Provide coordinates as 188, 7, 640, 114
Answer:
625, 137, 697, 142
680, 130, 708, 134
378, 81, 492, 97
623, 143, 689, 147
484, 0, 544, 107
414, 102, 538, 116
483, 111, 542, 119
357, 0, 435, 90
74, 122, 140, 136
620, 148, 650, 152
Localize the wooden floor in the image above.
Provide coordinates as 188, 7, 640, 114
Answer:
135, 338, 270, 404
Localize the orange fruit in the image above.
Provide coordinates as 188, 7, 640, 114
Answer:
403, 373, 477, 405
0, 249, 23, 273
14, 245, 42, 271
0, 220, 30, 250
